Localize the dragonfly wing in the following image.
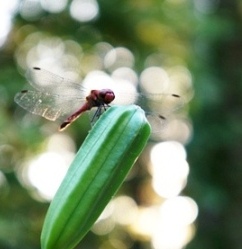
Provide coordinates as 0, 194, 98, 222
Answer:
26, 67, 82, 95
138, 93, 184, 115
14, 90, 85, 121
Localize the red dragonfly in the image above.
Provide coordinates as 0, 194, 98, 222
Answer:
15, 67, 182, 132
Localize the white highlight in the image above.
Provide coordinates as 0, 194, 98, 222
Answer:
70, 0, 99, 22
150, 141, 189, 198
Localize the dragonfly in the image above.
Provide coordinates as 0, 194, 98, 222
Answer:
14, 67, 182, 132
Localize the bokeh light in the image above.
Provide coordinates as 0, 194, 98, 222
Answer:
0, 0, 19, 47
151, 197, 197, 249
19, 0, 44, 21
40, 0, 68, 13
111, 196, 138, 226
16, 133, 75, 201
15, 32, 84, 78
140, 67, 170, 94
111, 67, 139, 87
22, 152, 72, 200
150, 141, 189, 198
104, 47, 135, 72
70, 0, 99, 22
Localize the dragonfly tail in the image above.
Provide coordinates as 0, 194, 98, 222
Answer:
59, 121, 71, 131
59, 102, 91, 131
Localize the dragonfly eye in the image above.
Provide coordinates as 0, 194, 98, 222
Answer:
104, 91, 115, 103
99, 89, 115, 104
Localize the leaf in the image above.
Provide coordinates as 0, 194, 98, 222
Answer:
41, 105, 151, 249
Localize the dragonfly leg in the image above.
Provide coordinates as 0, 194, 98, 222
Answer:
91, 104, 110, 123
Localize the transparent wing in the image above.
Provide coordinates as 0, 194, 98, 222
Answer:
137, 92, 183, 116
14, 90, 85, 121
26, 67, 82, 96
133, 92, 184, 139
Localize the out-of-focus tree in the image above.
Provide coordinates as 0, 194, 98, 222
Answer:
0, 0, 242, 249
187, 1, 242, 249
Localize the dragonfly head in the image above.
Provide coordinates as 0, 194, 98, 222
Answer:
99, 89, 115, 104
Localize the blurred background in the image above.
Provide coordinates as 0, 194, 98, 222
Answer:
1, 0, 242, 248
